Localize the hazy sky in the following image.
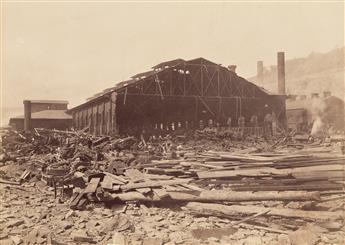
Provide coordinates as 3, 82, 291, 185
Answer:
2, 1, 344, 111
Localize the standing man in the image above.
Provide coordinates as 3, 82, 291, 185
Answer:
250, 114, 258, 136
272, 112, 277, 136
238, 115, 245, 139
226, 117, 232, 129
264, 113, 273, 136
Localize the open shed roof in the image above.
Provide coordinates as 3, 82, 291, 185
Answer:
69, 57, 273, 112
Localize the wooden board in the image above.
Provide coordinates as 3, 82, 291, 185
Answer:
84, 178, 101, 194
185, 202, 342, 221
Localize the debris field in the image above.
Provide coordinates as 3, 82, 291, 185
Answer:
0, 128, 344, 245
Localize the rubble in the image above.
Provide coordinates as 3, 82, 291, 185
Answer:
0, 127, 344, 244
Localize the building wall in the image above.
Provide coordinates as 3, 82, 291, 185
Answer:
70, 93, 117, 135
286, 108, 307, 131
70, 91, 283, 136
10, 119, 72, 131
287, 96, 345, 132
30, 103, 68, 113
114, 93, 284, 136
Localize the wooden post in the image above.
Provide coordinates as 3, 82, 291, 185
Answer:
110, 92, 118, 134
170, 69, 173, 95
94, 105, 98, 135
217, 67, 220, 96
218, 97, 222, 123
107, 95, 111, 134
200, 64, 204, 96
183, 63, 186, 96
195, 96, 199, 128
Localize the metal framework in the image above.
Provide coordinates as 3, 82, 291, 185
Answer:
69, 58, 286, 135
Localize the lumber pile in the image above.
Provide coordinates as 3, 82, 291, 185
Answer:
136, 149, 345, 193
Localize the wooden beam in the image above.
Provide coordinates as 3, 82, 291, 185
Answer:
185, 202, 342, 221
183, 63, 186, 96
198, 96, 216, 117
195, 96, 199, 126
123, 87, 128, 105
116, 93, 259, 100
120, 179, 192, 191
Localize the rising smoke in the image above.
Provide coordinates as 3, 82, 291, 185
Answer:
310, 98, 326, 135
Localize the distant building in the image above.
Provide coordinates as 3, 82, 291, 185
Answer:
286, 92, 345, 133
9, 100, 73, 131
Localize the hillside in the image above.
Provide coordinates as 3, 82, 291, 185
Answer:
248, 47, 345, 99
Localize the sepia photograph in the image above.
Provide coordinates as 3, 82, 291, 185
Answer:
0, 1, 344, 244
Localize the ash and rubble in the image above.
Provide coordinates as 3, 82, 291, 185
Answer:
0, 127, 345, 245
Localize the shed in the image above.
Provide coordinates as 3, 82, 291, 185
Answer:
69, 58, 286, 136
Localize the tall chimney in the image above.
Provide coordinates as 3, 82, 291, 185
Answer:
23, 100, 31, 131
277, 52, 286, 95
257, 61, 264, 85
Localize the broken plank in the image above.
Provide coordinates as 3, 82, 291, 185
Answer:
84, 178, 101, 193
112, 191, 159, 202
180, 184, 205, 192
104, 172, 127, 184
69, 192, 85, 209
125, 169, 146, 182
231, 210, 270, 226
180, 161, 224, 169
0, 179, 21, 185
197, 168, 287, 179
205, 190, 322, 202
101, 175, 114, 190
120, 178, 192, 191
136, 188, 152, 194
185, 202, 342, 221
152, 188, 169, 198
19, 170, 31, 180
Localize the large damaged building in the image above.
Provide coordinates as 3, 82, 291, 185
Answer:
68, 57, 287, 136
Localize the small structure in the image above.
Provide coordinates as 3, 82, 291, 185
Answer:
9, 100, 72, 131
286, 92, 345, 133
286, 107, 308, 132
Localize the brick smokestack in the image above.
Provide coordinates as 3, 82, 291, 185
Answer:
257, 61, 264, 85
277, 52, 286, 95
23, 100, 31, 131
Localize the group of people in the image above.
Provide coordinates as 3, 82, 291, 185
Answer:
200, 112, 277, 138
134, 112, 278, 142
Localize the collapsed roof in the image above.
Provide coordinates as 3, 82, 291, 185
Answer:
70, 57, 273, 112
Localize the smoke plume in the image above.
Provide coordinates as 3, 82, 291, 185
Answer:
310, 98, 326, 135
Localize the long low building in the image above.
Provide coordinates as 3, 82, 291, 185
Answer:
68, 57, 286, 136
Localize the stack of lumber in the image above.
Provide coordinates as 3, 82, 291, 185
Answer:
69, 169, 323, 209
50, 147, 345, 234
137, 150, 345, 193
67, 149, 345, 205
